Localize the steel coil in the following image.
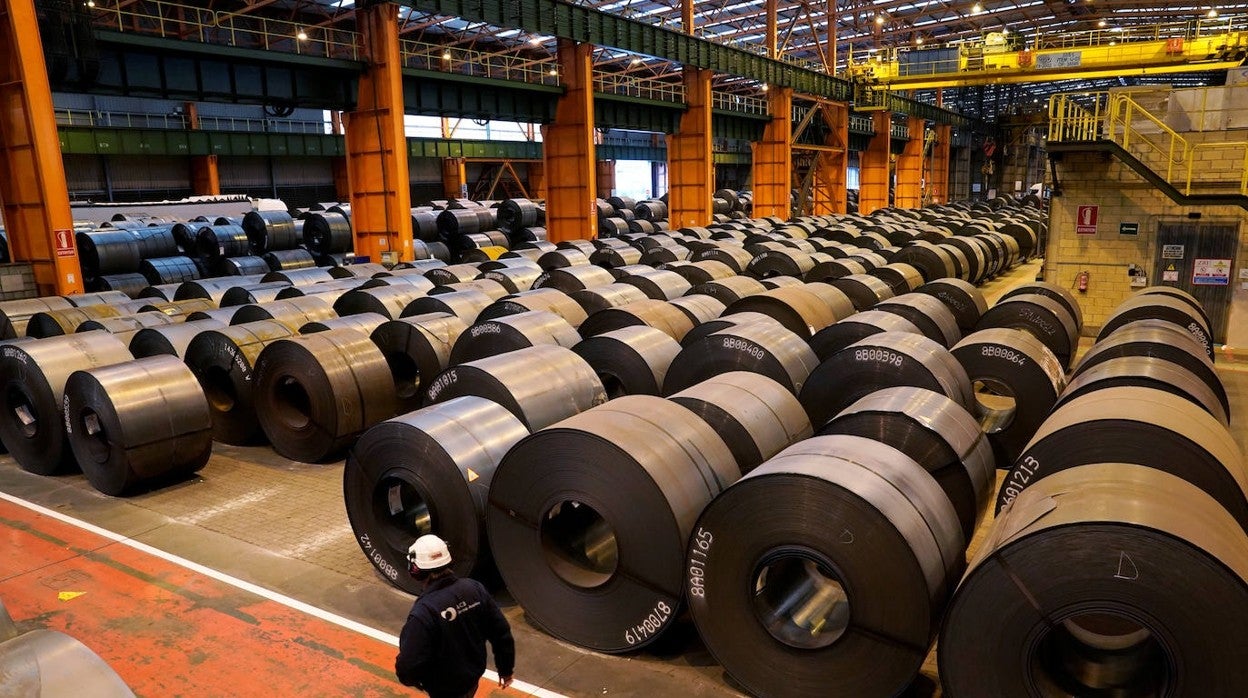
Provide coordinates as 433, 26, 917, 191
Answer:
427, 344, 605, 431
263, 267, 340, 286
889, 243, 957, 282
77, 311, 178, 344
253, 328, 397, 462
950, 328, 1066, 466
334, 263, 391, 279
300, 313, 388, 336
1099, 294, 1214, 361
274, 279, 364, 306
616, 269, 691, 301
137, 298, 215, 320
661, 260, 735, 286
183, 320, 298, 444
333, 285, 428, 320
537, 249, 590, 271
488, 395, 738, 652
64, 291, 132, 308
686, 276, 767, 306
219, 282, 293, 307
1056, 355, 1228, 426
449, 310, 580, 365
665, 319, 819, 396
822, 274, 894, 311
75, 230, 141, 277
497, 198, 541, 233
999, 280, 1085, 332
475, 288, 589, 329
867, 262, 925, 296
302, 212, 353, 254
371, 313, 467, 412
1136, 285, 1213, 330
63, 355, 211, 495
578, 299, 695, 343
875, 292, 962, 348
724, 284, 855, 341
975, 293, 1080, 370
940, 463, 1248, 698
263, 249, 317, 272
571, 326, 681, 398
230, 296, 337, 331
808, 309, 922, 362
26, 305, 122, 338
0, 298, 74, 339
998, 386, 1248, 530
129, 318, 226, 358
917, 278, 987, 334
691, 245, 754, 273
687, 435, 963, 698
567, 284, 651, 316
139, 256, 200, 285
132, 225, 180, 259
822, 386, 994, 539
0, 331, 133, 474
195, 224, 249, 258
0, 629, 137, 697
430, 279, 509, 301
423, 264, 481, 286
670, 371, 812, 475
214, 255, 271, 277
243, 210, 299, 254
478, 266, 542, 294
746, 249, 817, 279
173, 275, 266, 304
800, 332, 973, 430
89, 273, 149, 298
667, 294, 726, 327
402, 289, 492, 326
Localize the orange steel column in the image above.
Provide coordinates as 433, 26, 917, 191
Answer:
858, 111, 891, 215
895, 115, 924, 209
929, 124, 952, 205
527, 161, 547, 200
331, 157, 351, 200
596, 160, 616, 198
345, 2, 412, 263
0, 0, 85, 295
666, 68, 714, 228
751, 87, 793, 219
184, 103, 220, 196
542, 40, 596, 242
811, 101, 849, 215
441, 158, 467, 199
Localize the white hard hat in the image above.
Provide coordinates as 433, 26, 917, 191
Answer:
408, 534, 453, 570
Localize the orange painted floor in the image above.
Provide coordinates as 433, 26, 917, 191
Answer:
0, 498, 512, 698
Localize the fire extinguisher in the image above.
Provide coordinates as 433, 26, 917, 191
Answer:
1077, 270, 1090, 293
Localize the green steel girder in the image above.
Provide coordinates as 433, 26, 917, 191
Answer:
408, 138, 544, 159
402, 0, 852, 101
403, 70, 558, 122
599, 144, 667, 161
58, 126, 347, 157
887, 92, 974, 129
595, 95, 683, 133
713, 113, 767, 142
714, 152, 751, 165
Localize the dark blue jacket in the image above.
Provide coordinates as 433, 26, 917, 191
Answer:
395, 573, 515, 697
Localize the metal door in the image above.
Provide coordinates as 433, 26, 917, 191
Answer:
1153, 221, 1238, 342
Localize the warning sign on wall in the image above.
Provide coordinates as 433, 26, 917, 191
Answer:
1076, 205, 1099, 234
54, 229, 75, 258
1193, 258, 1232, 286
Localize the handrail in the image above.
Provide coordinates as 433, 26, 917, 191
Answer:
1110, 93, 1187, 183
55, 109, 330, 135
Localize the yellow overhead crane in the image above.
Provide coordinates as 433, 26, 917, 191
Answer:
850, 24, 1248, 91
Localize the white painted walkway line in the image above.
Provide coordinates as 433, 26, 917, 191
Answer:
0, 490, 566, 698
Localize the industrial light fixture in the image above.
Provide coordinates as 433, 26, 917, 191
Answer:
875, 14, 885, 25
1109, 40, 1117, 45
916, 36, 924, 45
630, 57, 643, 65
971, 2, 982, 13
549, 67, 558, 76
761, 84, 769, 92
1002, 27, 1009, 35
442, 50, 452, 59
1208, 8, 1219, 17
1097, 19, 1106, 27
297, 29, 309, 41
85, 0, 95, 6
529, 36, 543, 45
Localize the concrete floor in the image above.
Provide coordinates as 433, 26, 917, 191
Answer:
6, 258, 1241, 697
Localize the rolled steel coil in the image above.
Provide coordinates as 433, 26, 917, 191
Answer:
1136, 285, 1213, 330
456, 242, 509, 262
691, 245, 754, 274
941, 237, 987, 283
635, 200, 668, 221
302, 212, 353, 254
137, 298, 215, 319
661, 260, 735, 286
941, 464, 1248, 698
139, 256, 200, 285
889, 243, 958, 282
77, 311, 178, 344
537, 249, 590, 271
1099, 293, 1214, 361
616, 269, 691, 301
371, 313, 466, 412
497, 198, 541, 233
475, 288, 589, 328
424, 264, 482, 286
412, 210, 441, 242
214, 255, 271, 277
213, 216, 243, 226
0, 331, 133, 474
1056, 355, 1228, 426
243, 210, 299, 254
950, 328, 1066, 467
89, 273, 149, 298
332, 263, 390, 280
499, 249, 544, 265
686, 276, 767, 306
274, 279, 364, 305
588, 246, 643, 269
571, 326, 681, 398
822, 386, 994, 539
300, 313, 388, 336
675, 310, 784, 350
638, 245, 687, 266
402, 290, 492, 326
995, 220, 1038, 259
427, 345, 606, 430
26, 305, 122, 338
488, 395, 738, 652
745, 249, 816, 279
664, 319, 819, 396
183, 320, 297, 444
874, 293, 962, 348
0, 298, 74, 339
997, 387, 1248, 530
314, 252, 350, 267
533, 265, 622, 294
808, 309, 922, 362
231, 296, 337, 331
723, 284, 855, 341
688, 435, 963, 698
478, 266, 542, 294
195, 224, 249, 258
334, 285, 429, 320
975, 293, 1080, 370
430, 279, 509, 301
75, 230, 141, 277
804, 258, 867, 283
867, 262, 925, 296
253, 328, 397, 462
670, 371, 812, 476
667, 294, 726, 327
449, 310, 580, 365
824, 274, 894, 311
578, 299, 695, 343
800, 332, 973, 430
0, 629, 137, 697
261, 267, 339, 287
567, 284, 651, 316
344, 396, 529, 591
917, 278, 987, 334
129, 318, 226, 359
219, 282, 293, 307
436, 209, 482, 239
1073, 320, 1227, 418
263, 249, 317, 272
63, 355, 211, 495
361, 273, 437, 296
186, 307, 240, 324
999, 280, 1084, 332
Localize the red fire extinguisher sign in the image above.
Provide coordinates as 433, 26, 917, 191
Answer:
54, 229, 76, 257
1076, 205, 1098, 235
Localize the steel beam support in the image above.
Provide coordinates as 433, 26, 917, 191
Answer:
859, 111, 892, 215
0, 0, 84, 295
751, 87, 793, 219
527, 161, 547, 200
542, 40, 597, 242
929, 124, 952, 205
895, 115, 924, 209
184, 102, 220, 196
812, 101, 849, 215
442, 157, 468, 199
345, 2, 413, 264
596, 160, 616, 198
667, 68, 714, 228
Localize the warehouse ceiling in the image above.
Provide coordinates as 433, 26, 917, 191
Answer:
111, 1, 1248, 118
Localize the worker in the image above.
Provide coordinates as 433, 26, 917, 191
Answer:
395, 534, 515, 698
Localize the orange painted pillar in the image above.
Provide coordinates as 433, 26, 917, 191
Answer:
0, 0, 84, 294
666, 68, 714, 228
527, 161, 547, 200
858, 111, 892, 215
541, 40, 596, 243
441, 158, 467, 199
895, 115, 925, 208
183, 102, 220, 196
751, 87, 793, 219
331, 157, 351, 201
596, 160, 616, 198
929, 124, 952, 205
345, 3, 413, 263
811, 101, 849, 215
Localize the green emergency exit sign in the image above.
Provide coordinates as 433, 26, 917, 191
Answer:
1119, 222, 1139, 235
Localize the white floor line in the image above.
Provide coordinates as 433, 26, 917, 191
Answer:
0, 490, 566, 698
